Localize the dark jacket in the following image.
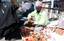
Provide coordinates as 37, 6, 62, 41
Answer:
0, 3, 16, 30
0, 2, 21, 40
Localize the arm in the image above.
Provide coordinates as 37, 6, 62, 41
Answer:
11, 0, 19, 23
27, 12, 35, 24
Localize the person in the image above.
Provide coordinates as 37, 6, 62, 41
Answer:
0, 0, 4, 39
21, 1, 34, 18
27, 1, 49, 33
0, 0, 21, 41
27, 1, 49, 26
17, 1, 34, 27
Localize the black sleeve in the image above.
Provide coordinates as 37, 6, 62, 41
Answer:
11, 5, 20, 23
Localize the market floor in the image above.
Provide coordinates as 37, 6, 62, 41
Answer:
0, 38, 22, 41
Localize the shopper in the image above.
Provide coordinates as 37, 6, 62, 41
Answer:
0, 0, 21, 41
27, 1, 49, 33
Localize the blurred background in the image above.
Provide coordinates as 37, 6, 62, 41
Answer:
1, 0, 64, 19
0, 0, 64, 41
